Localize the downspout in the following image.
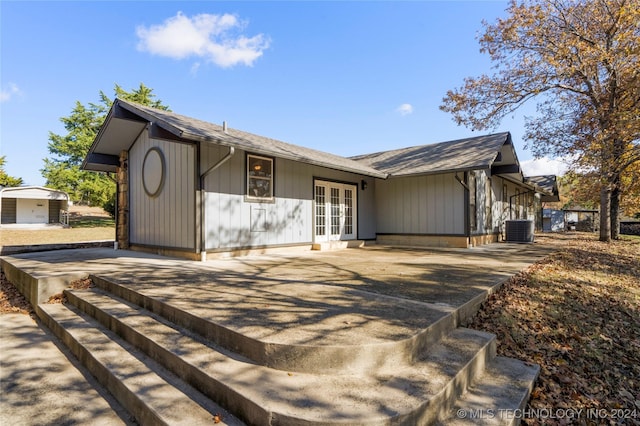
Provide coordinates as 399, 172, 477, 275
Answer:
455, 172, 471, 240
199, 145, 235, 261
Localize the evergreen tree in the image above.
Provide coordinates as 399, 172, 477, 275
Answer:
42, 83, 169, 212
0, 156, 24, 187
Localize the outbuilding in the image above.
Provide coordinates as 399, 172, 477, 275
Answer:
0, 186, 70, 226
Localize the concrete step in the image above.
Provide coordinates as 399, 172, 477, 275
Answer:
38, 302, 242, 426
311, 240, 365, 250
437, 357, 540, 425
62, 287, 499, 425
88, 274, 459, 374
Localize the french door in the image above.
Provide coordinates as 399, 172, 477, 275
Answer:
314, 181, 357, 242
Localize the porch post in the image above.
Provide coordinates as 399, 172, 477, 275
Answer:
117, 150, 129, 249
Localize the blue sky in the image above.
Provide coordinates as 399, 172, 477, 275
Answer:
1, 1, 568, 187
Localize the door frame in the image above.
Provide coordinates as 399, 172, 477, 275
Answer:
313, 179, 358, 243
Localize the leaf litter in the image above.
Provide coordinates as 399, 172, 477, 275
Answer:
469, 234, 640, 425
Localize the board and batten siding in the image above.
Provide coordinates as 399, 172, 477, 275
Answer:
201, 144, 376, 250
129, 131, 196, 250
375, 173, 465, 235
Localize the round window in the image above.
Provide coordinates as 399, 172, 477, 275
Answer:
142, 147, 165, 197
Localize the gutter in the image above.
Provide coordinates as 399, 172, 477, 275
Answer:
199, 145, 235, 261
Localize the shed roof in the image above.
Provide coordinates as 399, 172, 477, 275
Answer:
0, 186, 69, 201
84, 99, 386, 178
350, 133, 512, 176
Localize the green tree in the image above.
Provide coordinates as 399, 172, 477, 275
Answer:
441, 0, 640, 242
0, 156, 24, 187
42, 83, 169, 213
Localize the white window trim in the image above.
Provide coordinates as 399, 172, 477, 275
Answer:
246, 154, 274, 201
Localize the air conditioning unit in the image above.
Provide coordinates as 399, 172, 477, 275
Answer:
505, 220, 535, 243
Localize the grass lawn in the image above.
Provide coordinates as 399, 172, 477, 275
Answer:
469, 233, 640, 425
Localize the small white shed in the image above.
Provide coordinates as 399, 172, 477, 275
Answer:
0, 186, 70, 226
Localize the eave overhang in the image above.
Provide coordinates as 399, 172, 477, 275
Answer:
82, 101, 148, 172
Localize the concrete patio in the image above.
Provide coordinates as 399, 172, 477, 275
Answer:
1, 242, 554, 425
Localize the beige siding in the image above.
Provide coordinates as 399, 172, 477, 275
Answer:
129, 131, 196, 249
376, 173, 465, 235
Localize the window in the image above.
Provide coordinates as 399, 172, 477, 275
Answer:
315, 185, 326, 236
246, 154, 274, 200
344, 188, 353, 235
330, 187, 341, 235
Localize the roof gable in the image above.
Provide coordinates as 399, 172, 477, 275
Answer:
84, 99, 386, 178
350, 133, 512, 177
84, 101, 551, 191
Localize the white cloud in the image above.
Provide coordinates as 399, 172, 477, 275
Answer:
521, 156, 570, 177
396, 103, 413, 116
136, 12, 270, 68
0, 83, 21, 102
190, 62, 201, 76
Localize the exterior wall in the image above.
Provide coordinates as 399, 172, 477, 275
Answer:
201, 144, 376, 251
376, 234, 469, 248
492, 177, 536, 239
1, 198, 17, 224
48, 200, 63, 223
471, 170, 493, 236
463, 171, 538, 243
129, 130, 197, 250
374, 173, 465, 236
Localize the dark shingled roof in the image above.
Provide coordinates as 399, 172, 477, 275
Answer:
114, 99, 386, 178
526, 175, 560, 201
350, 133, 511, 176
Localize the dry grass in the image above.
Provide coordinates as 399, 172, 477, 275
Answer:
0, 206, 114, 246
0, 227, 115, 246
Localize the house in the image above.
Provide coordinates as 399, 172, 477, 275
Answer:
0, 186, 69, 227
83, 99, 553, 260
352, 133, 547, 246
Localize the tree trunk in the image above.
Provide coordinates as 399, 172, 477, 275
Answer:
610, 180, 620, 240
600, 186, 611, 242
